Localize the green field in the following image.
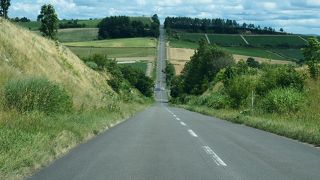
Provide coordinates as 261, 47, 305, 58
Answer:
223, 47, 287, 60
168, 32, 306, 60
68, 47, 155, 58
244, 35, 307, 48
208, 34, 247, 46
119, 62, 148, 73
178, 33, 205, 42
64, 37, 156, 47
169, 39, 199, 49
57, 28, 98, 42
268, 48, 304, 61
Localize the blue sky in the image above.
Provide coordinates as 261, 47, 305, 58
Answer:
9, 0, 320, 34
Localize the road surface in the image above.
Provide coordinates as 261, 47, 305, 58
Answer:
28, 26, 320, 180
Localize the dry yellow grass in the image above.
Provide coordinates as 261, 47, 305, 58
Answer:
0, 18, 113, 109
168, 47, 295, 74
168, 48, 195, 74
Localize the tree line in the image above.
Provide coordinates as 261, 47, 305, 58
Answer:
98, 14, 160, 39
164, 17, 285, 35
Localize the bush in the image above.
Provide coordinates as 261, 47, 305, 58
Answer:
256, 66, 305, 96
85, 61, 98, 70
246, 57, 260, 68
262, 88, 305, 114
225, 75, 256, 108
4, 78, 72, 113
205, 93, 230, 109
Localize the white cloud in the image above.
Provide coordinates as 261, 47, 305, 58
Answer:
8, 0, 320, 34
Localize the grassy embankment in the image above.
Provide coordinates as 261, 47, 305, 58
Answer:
0, 18, 152, 179
180, 79, 320, 146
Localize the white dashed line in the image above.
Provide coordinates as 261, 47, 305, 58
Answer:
202, 146, 227, 166
188, 129, 198, 137
173, 114, 177, 117
180, 122, 186, 126
176, 118, 180, 121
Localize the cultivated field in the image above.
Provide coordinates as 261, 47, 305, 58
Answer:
57, 28, 98, 42
168, 32, 309, 62
65, 37, 157, 60
64, 37, 156, 48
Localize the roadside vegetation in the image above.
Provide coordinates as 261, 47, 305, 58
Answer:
169, 38, 320, 146
0, 15, 154, 180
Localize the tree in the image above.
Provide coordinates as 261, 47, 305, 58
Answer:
171, 39, 234, 96
0, 0, 10, 19
280, 28, 284, 33
302, 38, 320, 79
37, 4, 58, 39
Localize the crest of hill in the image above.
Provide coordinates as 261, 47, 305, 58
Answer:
0, 18, 114, 109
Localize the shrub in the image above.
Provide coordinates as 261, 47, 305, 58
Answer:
256, 66, 305, 96
85, 61, 98, 70
4, 78, 72, 113
205, 93, 230, 109
262, 88, 305, 114
225, 75, 256, 108
246, 57, 260, 68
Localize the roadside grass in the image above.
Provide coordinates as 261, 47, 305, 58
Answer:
176, 78, 320, 146
67, 47, 156, 58
57, 28, 98, 42
64, 37, 156, 48
0, 102, 150, 180
118, 62, 148, 73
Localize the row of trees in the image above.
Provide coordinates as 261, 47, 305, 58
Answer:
164, 17, 284, 34
98, 15, 160, 39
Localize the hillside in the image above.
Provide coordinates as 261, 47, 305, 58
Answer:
0, 18, 152, 179
0, 18, 114, 109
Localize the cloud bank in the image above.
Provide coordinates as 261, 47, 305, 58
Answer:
9, 0, 320, 34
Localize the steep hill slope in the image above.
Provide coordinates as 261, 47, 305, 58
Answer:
0, 18, 112, 109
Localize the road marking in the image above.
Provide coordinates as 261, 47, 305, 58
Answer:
176, 117, 180, 121
202, 146, 227, 166
173, 114, 177, 117
188, 129, 198, 137
180, 122, 186, 126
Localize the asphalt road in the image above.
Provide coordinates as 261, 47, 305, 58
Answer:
28, 27, 320, 180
